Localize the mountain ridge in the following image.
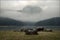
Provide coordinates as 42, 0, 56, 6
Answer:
35, 17, 60, 26
0, 17, 24, 26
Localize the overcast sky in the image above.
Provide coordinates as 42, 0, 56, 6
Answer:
0, 0, 60, 22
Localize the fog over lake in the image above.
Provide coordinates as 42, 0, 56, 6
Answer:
0, 0, 60, 22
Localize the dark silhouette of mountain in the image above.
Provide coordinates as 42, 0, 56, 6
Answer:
0, 17, 23, 26
35, 17, 60, 26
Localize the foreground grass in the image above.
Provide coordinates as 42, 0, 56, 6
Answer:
0, 31, 60, 40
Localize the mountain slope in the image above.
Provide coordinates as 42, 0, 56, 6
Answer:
35, 17, 60, 26
0, 17, 23, 26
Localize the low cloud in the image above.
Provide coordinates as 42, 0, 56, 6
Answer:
19, 5, 42, 14
0, 0, 60, 22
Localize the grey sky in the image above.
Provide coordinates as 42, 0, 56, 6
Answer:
0, 0, 60, 22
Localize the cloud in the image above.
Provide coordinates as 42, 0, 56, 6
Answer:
19, 5, 42, 14
0, 0, 60, 22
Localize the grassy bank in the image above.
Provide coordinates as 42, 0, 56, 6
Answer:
0, 31, 60, 40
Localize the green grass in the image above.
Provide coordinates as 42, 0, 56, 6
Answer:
0, 31, 60, 40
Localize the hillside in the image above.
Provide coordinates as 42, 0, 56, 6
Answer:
35, 17, 60, 26
0, 17, 23, 26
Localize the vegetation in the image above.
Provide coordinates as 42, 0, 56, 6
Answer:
0, 31, 60, 40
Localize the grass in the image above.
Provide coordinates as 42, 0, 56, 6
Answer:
0, 31, 60, 40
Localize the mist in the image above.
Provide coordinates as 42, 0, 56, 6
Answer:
0, 0, 60, 22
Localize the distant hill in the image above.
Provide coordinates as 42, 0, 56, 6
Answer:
35, 17, 60, 26
0, 17, 60, 30
0, 17, 23, 26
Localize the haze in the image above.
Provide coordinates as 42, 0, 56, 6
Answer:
0, 0, 60, 22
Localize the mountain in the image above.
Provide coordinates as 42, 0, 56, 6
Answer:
35, 17, 60, 26
0, 17, 23, 26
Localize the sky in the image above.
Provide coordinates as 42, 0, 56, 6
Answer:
0, 0, 60, 22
